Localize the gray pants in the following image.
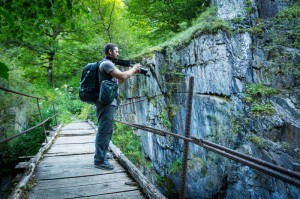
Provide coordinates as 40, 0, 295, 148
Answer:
94, 103, 117, 164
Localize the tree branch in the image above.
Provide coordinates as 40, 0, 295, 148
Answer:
95, 0, 115, 42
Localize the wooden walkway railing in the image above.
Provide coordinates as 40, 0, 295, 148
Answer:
0, 86, 57, 144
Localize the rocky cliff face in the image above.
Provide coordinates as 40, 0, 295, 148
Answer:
117, 0, 300, 198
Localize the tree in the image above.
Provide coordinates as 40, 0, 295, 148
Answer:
125, 0, 210, 44
0, 0, 91, 87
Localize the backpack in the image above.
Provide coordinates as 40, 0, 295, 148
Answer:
78, 62, 100, 104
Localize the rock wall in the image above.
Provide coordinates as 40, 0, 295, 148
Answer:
117, 0, 300, 198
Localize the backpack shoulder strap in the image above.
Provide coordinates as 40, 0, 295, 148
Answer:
97, 59, 107, 74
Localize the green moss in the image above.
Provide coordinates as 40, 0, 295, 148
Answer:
136, 7, 232, 58
156, 174, 177, 198
246, 0, 252, 14
188, 157, 208, 176
230, 115, 243, 135
282, 142, 290, 150
246, 83, 279, 97
160, 108, 172, 129
271, 2, 300, 49
231, 17, 243, 24
252, 103, 275, 115
156, 174, 165, 187
276, 2, 300, 19
243, 83, 278, 115
251, 26, 265, 35
148, 96, 157, 106
168, 104, 179, 118
170, 157, 182, 174
242, 93, 254, 103
249, 134, 267, 149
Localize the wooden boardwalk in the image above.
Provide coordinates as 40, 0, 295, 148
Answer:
28, 121, 146, 199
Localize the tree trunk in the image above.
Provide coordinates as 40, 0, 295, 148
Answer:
48, 53, 55, 87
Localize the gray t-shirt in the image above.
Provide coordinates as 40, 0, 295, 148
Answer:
98, 59, 118, 106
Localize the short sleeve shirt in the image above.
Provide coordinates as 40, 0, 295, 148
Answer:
98, 59, 118, 106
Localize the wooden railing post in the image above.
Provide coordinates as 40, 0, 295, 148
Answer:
52, 101, 58, 126
36, 98, 47, 143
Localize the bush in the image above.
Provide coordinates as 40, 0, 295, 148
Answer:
243, 83, 278, 115
0, 125, 45, 176
112, 123, 148, 167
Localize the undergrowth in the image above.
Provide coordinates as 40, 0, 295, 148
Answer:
112, 122, 149, 167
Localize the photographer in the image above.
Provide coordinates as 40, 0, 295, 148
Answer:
94, 43, 141, 170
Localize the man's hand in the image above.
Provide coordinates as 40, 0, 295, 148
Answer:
110, 63, 142, 84
133, 63, 141, 74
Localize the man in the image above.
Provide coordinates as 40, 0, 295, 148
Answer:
94, 43, 141, 170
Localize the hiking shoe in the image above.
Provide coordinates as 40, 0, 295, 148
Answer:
95, 160, 114, 170
106, 152, 113, 159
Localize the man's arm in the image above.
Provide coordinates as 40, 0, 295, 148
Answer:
109, 64, 141, 84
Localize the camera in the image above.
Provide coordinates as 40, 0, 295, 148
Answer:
114, 59, 150, 77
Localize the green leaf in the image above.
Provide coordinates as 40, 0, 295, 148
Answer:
71, 22, 75, 29
0, 62, 9, 80
0, 8, 14, 25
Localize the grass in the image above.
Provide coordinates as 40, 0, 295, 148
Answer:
252, 103, 275, 115
112, 122, 148, 167
249, 134, 267, 149
272, 2, 300, 49
135, 7, 232, 58
243, 83, 278, 115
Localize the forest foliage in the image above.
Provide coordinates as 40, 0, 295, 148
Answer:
0, 0, 210, 176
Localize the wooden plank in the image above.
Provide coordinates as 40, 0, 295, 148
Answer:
35, 155, 124, 180
28, 178, 140, 199
36, 164, 125, 180
33, 172, 133, 189
46, 143, 94, 155
59, 129, 95, 136
80, 190, 146, 199
54, 135, 95, 145
39, 154, 94, 164
61, 122, 91, 130
44, 152, 94, 157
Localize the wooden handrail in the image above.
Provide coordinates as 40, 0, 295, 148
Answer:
0, 85, 47, 100
0, 85, 58, 143
0, 115, 57, 145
